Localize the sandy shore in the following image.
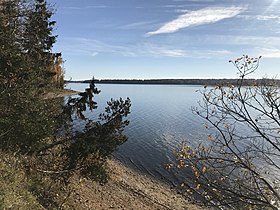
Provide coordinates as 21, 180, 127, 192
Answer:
43, 89, 80, 99
73, 159, 204, 210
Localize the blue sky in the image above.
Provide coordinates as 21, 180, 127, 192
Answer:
49, 0, 280, 80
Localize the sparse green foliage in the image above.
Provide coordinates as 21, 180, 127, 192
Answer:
175, 55, 280, 209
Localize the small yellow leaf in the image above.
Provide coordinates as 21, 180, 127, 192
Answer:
202, 166, 207, 174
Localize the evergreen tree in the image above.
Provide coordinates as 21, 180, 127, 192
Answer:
0, 0, 59, 90
0, 0, 25, 88
22, 0, 57, 87
0, 0, 59, 153
1, 1, 131, 208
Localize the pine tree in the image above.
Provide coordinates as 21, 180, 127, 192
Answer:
22, 0, 57, 87
0, 0, 25, 88
0, 0, 59, 89
0, 0, 59, 152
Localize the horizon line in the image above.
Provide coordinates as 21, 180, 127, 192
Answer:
65, 77, 276, 82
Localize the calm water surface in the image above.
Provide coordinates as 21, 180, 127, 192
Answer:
67, 83, 209, 185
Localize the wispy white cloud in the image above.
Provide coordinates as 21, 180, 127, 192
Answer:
146, 6, 246, 36
59, 38, 137, 57
175, 9, 191, 13
90, 52, 99, 57
173, 0, 215, 2
229, 36, 280, 47
146, 45, 231, 58
59, 37, 231, 59
161, 5, 187, 8
255, 47, 280, 58
197, 35, 280, 58
86, 5, 108, 9
63, 5, 108, 10
120, 21, 156, 30
197, 35, 280, 49
145, 44, 187, 57
238, 14, 280, 21
63, 6, 82, 10
193, 49, 231, 58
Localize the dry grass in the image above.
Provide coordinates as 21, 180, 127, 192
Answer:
0, 153, 204, 210
0, 154, 44, 210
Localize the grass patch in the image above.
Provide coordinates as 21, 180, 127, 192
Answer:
0, 153, 43, 210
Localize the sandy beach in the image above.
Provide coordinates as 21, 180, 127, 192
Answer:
72, 159, 204, 210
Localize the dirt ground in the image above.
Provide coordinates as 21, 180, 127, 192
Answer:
73, 159, 204, 210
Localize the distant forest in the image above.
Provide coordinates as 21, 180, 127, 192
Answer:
67, 78, 280, 86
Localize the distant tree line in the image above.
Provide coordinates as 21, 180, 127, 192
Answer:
68, 78, 280, 86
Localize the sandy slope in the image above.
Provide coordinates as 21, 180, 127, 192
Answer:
73, 159, 204, 210
43, 89, 80, 99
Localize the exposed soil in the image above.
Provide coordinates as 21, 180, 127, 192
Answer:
73, 159, 204, 210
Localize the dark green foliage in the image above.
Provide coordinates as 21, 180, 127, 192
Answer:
22, 0, 57, 87
0, 0, 25, 87
64, 79, 101, 120
0, 0, 60, 90
23, 80, 131, 208
23, 0, 56, 53
34, 80, 131, 182
0, 1, 131, 208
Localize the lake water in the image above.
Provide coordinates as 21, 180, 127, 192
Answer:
66, 83, 212, 185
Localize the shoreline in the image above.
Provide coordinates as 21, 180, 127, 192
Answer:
66, 78, 280, 86
43, 88, 80, 99
72, 158, 204, 210
44, 88, 204, 209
